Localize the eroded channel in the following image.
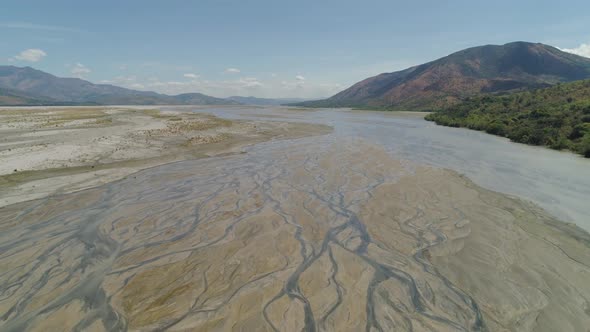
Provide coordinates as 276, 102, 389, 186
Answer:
1, 109, 590, 331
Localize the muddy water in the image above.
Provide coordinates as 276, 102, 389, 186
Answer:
1, 107, 589, 331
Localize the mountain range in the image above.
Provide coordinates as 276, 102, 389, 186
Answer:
0, 66, 239, 106
296, 42, 590, 111
0, 66, 313, 106
4, 42, 590, 109
227, 96, 312, 106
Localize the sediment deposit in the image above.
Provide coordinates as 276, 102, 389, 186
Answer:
1, 137, 588, 331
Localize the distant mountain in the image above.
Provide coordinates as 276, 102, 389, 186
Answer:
0, 87, 58, 106
227, 96, 312, 106
296, 42, 590, 111
0, 66, 240, 106
172, 93, 236, 105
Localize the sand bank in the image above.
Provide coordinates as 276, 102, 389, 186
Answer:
0, 140, 588, 331
0, 106, 331, 206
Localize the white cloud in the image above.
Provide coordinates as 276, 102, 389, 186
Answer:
224, 68, 241, 74
13, 48, 46, 62
71, 63, 91, 78
183, 73, 198, 79
280, 75, 307, 90
106, 76, 138, 85
117, 75, 137, 82
98, 73, 340, 99
165, 81, 185, 86
560, 43, 590, 58
97, 75, 150, 91
238, 77, 263, 88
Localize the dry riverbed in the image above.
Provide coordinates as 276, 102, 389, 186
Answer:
0, 108, 589, 332
0, 107, 331, 206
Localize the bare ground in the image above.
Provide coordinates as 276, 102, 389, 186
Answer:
0, 106, 331, 206
0, 140, 588, 332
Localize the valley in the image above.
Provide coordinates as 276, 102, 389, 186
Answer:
3, 2, 590, 331
1, 107, 589, 331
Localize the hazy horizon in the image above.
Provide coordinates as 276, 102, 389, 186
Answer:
2, 0, 589, 98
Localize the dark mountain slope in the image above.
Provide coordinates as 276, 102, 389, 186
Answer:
0, 87, 59, 106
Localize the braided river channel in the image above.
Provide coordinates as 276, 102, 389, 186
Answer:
1, 107, 589, 331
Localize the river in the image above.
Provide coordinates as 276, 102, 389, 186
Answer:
196, 106, 590, 231
1, 106, 589, 331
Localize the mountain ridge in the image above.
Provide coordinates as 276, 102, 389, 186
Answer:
295, 42, 590, 110
0, 66, 240, 106
227, 96, 313, 105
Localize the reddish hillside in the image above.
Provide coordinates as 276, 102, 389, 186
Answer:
298, 42, 590, 110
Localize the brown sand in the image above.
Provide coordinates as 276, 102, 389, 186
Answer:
0, 139, 588, 331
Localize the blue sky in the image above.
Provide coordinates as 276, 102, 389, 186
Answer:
1, 0, 589, 98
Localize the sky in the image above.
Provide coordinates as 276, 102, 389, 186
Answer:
1, 0, 589, 98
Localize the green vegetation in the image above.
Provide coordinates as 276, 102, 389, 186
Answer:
425, 80, 590, 158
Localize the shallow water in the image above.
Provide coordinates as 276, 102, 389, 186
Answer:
195, 107, 590, 230
1, 106, 589, 331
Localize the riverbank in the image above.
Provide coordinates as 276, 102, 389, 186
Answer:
424, 80, 590, 158
0, 106, 332, 206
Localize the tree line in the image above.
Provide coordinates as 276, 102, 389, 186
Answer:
425, 80, 590, 157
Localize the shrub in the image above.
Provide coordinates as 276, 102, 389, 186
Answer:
425, 79, 590, 157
